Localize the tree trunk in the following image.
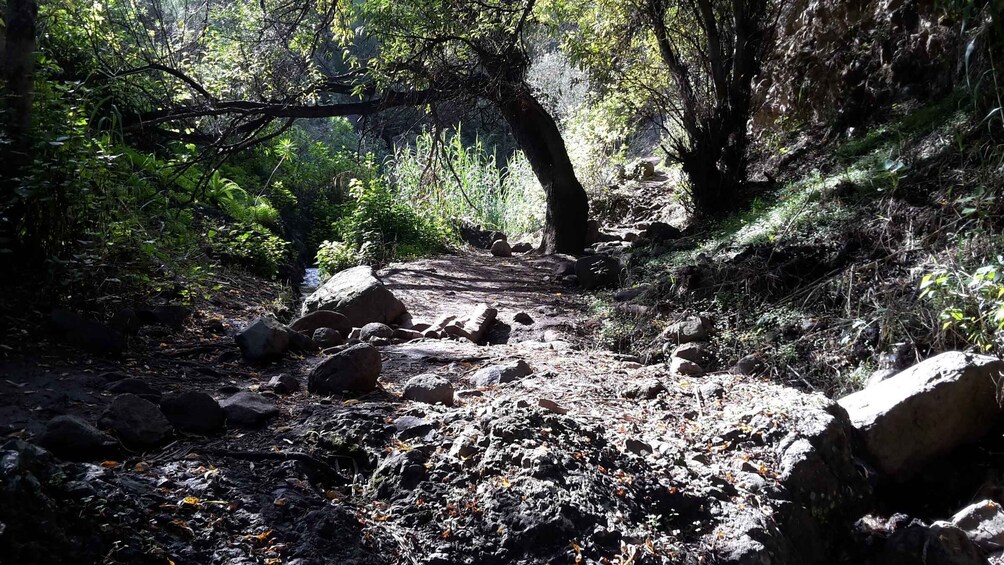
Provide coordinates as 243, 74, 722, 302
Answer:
3, 0, 37, 167
497, 83, 588, 254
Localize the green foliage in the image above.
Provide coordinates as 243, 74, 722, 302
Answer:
921, 261, 1004, 353
208, 225, 290, 278
316, 175, 453, 277
393, 129, 546, 237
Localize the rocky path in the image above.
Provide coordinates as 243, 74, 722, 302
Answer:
5, 247, 1004, 564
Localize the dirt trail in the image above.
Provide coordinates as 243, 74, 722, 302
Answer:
0, 249, 863, 565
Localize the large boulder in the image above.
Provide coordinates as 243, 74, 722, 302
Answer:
235, 316, 291, 362
159, 392, 225, 434
289, 310, 352, 336
220, 391, 279, 427
301, 265, 407, 327
308, 343, 382, 395
837, 352, 1004, 479
98, 394, 174, 447
38, 415, 119, 460
574, 255, 622, 290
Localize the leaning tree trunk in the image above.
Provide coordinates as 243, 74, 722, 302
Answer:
497, 83, 588, 254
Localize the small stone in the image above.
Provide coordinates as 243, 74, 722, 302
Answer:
267, 374, 300, 395
39, 415, 119, 460
661, 316, 711, 344
513, 312, 534, 325
733, 353, 763, 375
159, 392, 225, 434
669, 357, 704, 376
621, 379, 666, 400
106, 378, 161, 401
470, 360, 532, 387
220, 391, 280, 426
99, 394, 174, 447
672, 342, 710, 365
312, 327, 343, 348
699, 381, 724, 400
625, 438, 653, 455
393, 328, 424, 341
644, 221, 682, 243
360, 322, 394, 341
537, 398, 568, 415
403, 374, 455, 406
490, 240, 512, 257
394, 415, 435, 440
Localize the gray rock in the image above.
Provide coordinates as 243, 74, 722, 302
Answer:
289, 310, 353, 336
38, 415, 118, 460
312, 327, 343, 348
661, 316, 711, 344
733, 353, 764, 376
838, 352, 1004, 478
360, 322, 394, 341
699, 381, 724, 400
669, 357, 704, 376
392, 328, 424, 341
672, 342, 711, 365
490, 240, 512, 257
444, 303, 497, 343
952, 499, 1004, 551
291, 309, 353, 335
625, 438, 652, 455
620, 379, 666, 400
880, 522, 985, 565
159, 392, 225, 434
574, 255, 621, 290
106, 378, 161, 401
613, 285, 650, 302
644, 221, 682, 243
220, 391, 279, 426
267, 374, 300, 395
48, 309, 125, 356
513, 312, 534, 325
98, 394, 173, 447
300, 265, 407, 327
471, 360, 532, 387
403, 374, 455, 406
308, 343, 382, 394
235, 316, 291, 362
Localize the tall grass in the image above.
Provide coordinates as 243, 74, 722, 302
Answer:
392, 128, 546, 238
